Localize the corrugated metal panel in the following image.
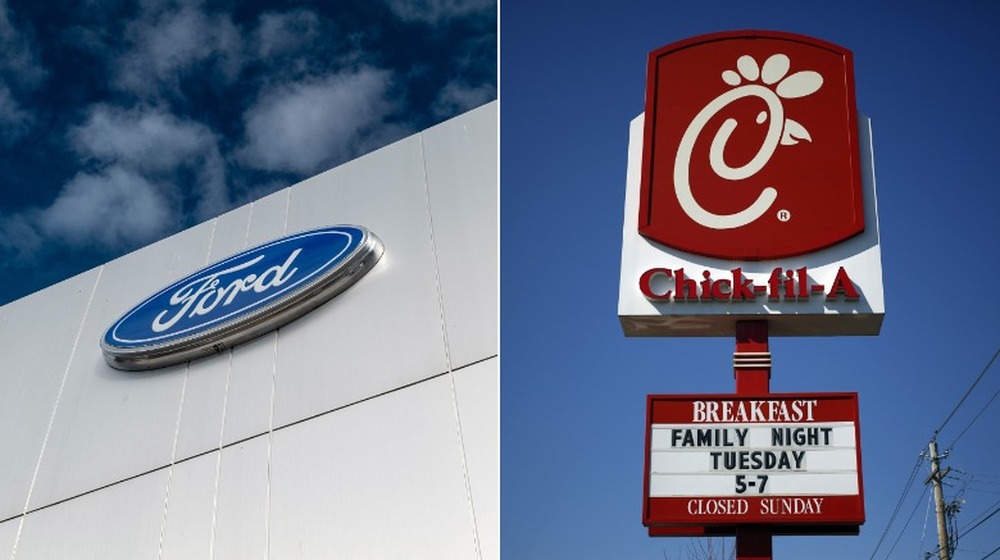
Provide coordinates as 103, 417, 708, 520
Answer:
156, 447, 218, 559
275, 131, 449, 428
14, 470, 169, 558
454, 358, 500, 560
0, 267, 101, 522
268, 373, 477, 559
424, 102, 499, 371
28, 222, 215, 512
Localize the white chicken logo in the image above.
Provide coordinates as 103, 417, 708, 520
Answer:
674, 54, 823, 230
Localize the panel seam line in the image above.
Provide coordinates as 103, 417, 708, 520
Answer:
419, 132, 482, 560
0, 356, 495, 527
9, 265, 103, 560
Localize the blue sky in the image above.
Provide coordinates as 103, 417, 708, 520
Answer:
0, 0, 495, 306
502, 2, 1000, 559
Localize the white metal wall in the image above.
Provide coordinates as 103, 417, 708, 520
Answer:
0, 102, 497, 560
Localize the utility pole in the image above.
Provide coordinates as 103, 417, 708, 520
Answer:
926, 439, 951, 560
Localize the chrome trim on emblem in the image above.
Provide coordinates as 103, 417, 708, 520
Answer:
101, 226, 384, 371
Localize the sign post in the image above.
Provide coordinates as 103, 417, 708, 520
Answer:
734, 321, 773, 560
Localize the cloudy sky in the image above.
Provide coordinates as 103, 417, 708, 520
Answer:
0, 0, 496, 305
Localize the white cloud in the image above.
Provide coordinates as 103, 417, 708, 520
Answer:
0, 210, 43, 263
0, 0, 46, 89
115, 5, 243, 98
384, 0, 495, 24
0, 82, 32, 142
0, 0, 45, 145
39, 166, 173, 249
432, 80, 496, 118
237, 67, 395, 175
71, 105, 229, 221
255, 9, 321, 58
1, 104, 230, 255
73, 105, 216, 170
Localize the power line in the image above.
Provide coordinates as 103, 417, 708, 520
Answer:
867, 454, 926, 560
944, 384, 1000, 454
965, 496, 1000, 529
915, 346, 1000, 560
864, 345, 997, 560
933, 347, 1000, 441
962, 504, 1000, 538
926, 502, 1000, 558
883, 484, 929, 559
920, 492, 933, 553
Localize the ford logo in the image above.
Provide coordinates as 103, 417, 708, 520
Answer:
102, 225, 383, 370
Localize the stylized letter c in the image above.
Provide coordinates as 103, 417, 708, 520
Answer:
673, 85, 782, 230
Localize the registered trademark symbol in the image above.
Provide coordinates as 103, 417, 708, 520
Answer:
777, 209, 791, 222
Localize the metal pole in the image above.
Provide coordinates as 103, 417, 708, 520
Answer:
927, 439, 951, 560
734, 321, 772, 560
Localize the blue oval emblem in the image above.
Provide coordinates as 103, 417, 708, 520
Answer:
102, 225, 383, 370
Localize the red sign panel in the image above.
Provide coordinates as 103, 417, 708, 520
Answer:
639, 31, 864, 260
643, 393, 864, 529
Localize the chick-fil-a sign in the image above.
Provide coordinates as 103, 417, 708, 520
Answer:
643, 393, 865, 530
638, 31, 864, 260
